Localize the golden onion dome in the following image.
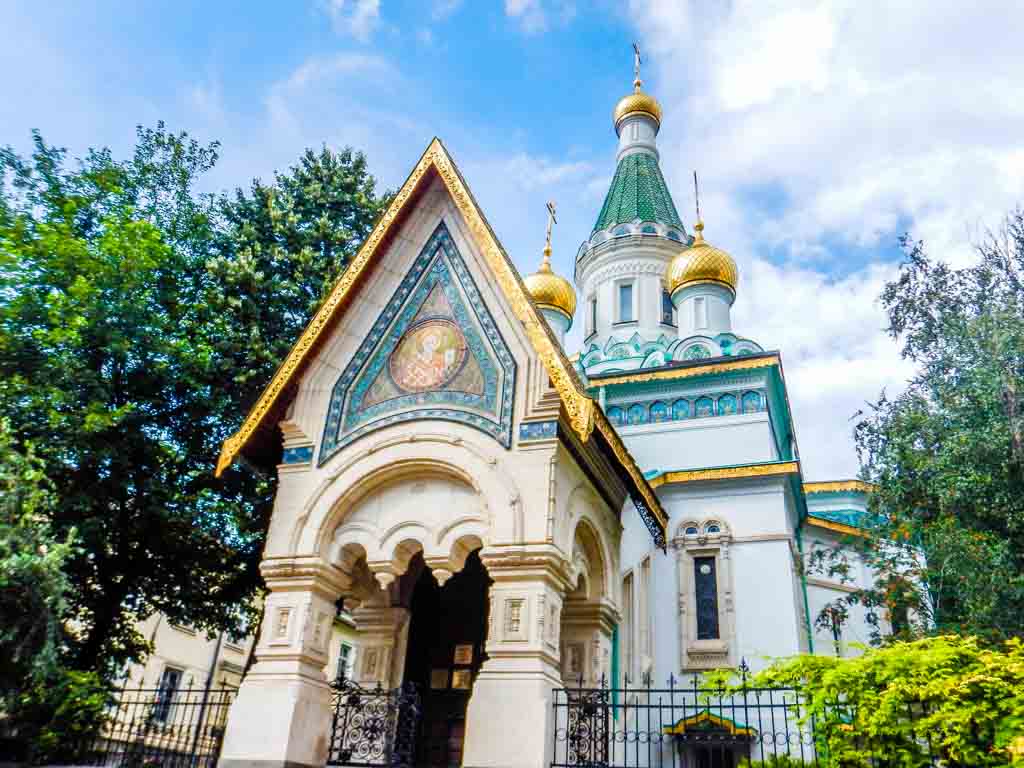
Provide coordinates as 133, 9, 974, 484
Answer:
614, 79, 663, 132
665, 221, 739, 298
524, 245, 577, 322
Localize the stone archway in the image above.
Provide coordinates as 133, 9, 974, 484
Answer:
560, 518, 616, 687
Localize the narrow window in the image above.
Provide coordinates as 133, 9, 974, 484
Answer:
640, 558, 652, 658
693, 557, 720, 640
619, 283, 634, 323
694, 296, 707, 329
589, 297, 597, 335
622, 573, 634, 681
154, 666, 183, 722
661, 289, 674, 325
337, 642, 355, 681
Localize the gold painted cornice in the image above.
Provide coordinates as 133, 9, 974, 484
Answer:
649, 461, 799, 488
590, 352, 780, 388
803, 480, 876, 495
213, 139, 666, 542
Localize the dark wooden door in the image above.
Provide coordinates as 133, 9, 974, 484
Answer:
403, 551, 490, 768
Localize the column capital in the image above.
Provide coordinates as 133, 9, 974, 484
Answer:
478, 543, 573, 592
260, 554, 351, 596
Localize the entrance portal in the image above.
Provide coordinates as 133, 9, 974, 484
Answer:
402, 550, 491, 768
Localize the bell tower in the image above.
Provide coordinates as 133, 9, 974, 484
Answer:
575, 45, 689, 373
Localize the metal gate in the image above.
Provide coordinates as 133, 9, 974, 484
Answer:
327, 678, 421, 768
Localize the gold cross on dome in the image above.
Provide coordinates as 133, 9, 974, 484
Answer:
545, 200, 557, 250
633, 42, 642, 88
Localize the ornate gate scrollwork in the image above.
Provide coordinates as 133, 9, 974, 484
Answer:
328, 677, 421, 768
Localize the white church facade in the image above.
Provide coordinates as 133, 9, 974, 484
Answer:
213, 69, 881, 768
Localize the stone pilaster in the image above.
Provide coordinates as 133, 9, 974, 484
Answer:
218, 556, 349, 768
461, 545, 572, 768
350, 597, 411, 689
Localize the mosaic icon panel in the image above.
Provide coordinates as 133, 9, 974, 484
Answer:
320, 222, 516, 464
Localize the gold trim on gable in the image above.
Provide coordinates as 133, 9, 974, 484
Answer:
649, 461, 799, 488
803, 480, 876, 495
212, 139, 666, 540
589, 353, 780, 388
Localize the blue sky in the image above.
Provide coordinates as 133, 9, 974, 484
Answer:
5, 0, 1024, 479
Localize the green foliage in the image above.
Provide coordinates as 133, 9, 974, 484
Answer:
207, 144, 389, 412
0, 418, 74, 698
0, 126, 257, 672
0, 127, 389, 676
751, 636, 1024, 767
14, 668, 113, 765
814, 213, 1024, 641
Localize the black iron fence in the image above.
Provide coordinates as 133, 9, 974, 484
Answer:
328, 677, 420, 768
69, 683, 236, 768
552, 668, 941, 768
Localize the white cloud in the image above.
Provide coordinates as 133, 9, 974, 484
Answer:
504, 0, 575, 34
431, 0, 463, 21
322, 0, 381, 41
629, 0, 1024, 477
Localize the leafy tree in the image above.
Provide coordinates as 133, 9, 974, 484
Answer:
0, 129, 389, 676
812, 213, 1024, 641
747, 636, 1024, 767
0, 418, 74, 699
0, 126, 258, 673
206, 144, 389, 413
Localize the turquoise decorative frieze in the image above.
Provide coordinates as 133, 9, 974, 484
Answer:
579, 331, 763, 374
281, 445, 314, 464
605, 389, 765, 427
518, 421, 558, 441
319, 222, 516, 464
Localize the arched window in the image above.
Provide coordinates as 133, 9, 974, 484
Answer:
705, 523, 721, 534
684, 525, 699, 536
742, 391, 762, 413
627, 403, 648, 425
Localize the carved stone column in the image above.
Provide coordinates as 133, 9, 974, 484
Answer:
461, 545, 572, 768
350, 595, 411, 689
218, 556, 349, 768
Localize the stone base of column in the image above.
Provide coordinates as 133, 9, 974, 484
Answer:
461, 667, 561, 768
218, 663, 333, 768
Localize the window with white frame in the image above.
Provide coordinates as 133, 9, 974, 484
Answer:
153, 666, 183, 723
617, 282, 634, 323
587, 296, 597, 336
694, 296, 707, 329
640, 557, 652, 667
673, 520, 734, 670
336, 642, 356, 681
621, 572, 634, 682
661, 289, 675, 326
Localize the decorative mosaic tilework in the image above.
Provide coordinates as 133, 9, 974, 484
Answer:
518, 421, 558, 441
319, 222, 516, 464
281, 445, 314, 464
605, 390, 765, 428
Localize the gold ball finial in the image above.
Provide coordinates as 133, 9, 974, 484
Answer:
665, 219, 738, 299
524, 203, 576, 323
614, 43, 662, 132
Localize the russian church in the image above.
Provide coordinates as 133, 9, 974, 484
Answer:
214, 62, 879, 768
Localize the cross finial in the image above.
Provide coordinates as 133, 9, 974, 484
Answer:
542, 200, 557, 269
633, 42, 642, 90
693, 170, 702, 222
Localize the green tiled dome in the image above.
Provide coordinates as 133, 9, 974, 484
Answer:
592, 153, 684, 234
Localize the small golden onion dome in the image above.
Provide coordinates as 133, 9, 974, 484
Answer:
524, 245, 577, 322
665, 221, 739, 298
614, 79, 663, 131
